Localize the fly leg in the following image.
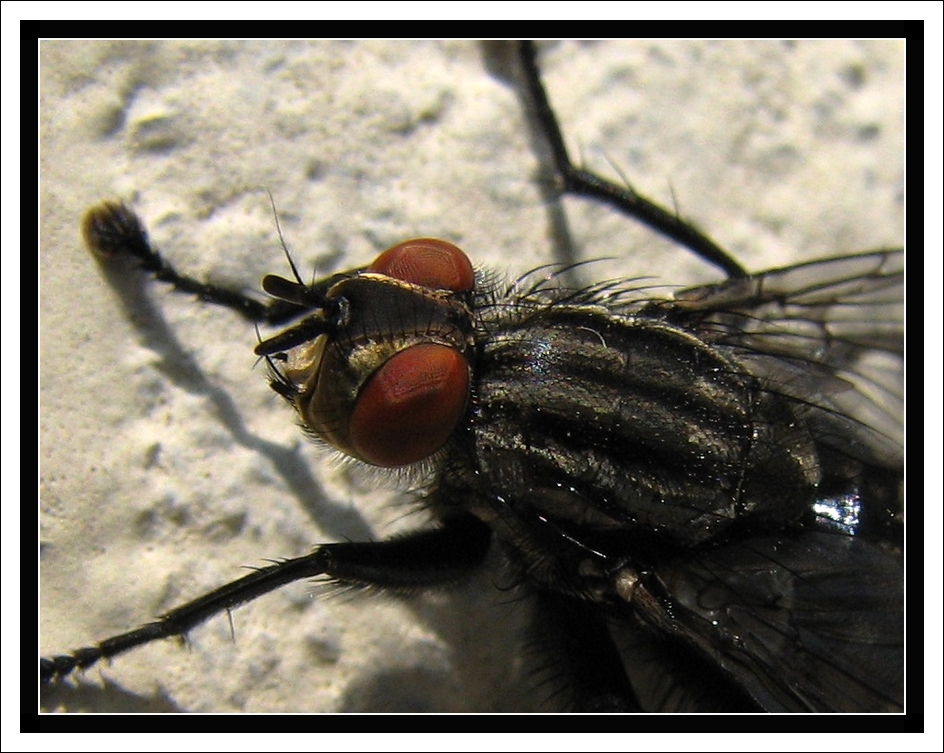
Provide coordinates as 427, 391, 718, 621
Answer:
531, 592, 640, 712
42, 514, 492, 684
81, 201, 331, 326
517, 41, 747, 280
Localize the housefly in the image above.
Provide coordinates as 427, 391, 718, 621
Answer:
39, 41, 903, 712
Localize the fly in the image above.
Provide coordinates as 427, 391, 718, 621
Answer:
39, 41, 904, 713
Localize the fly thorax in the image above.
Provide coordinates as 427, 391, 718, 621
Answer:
471, 308, 818, 549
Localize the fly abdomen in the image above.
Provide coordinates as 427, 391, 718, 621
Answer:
471, 306, 819, 547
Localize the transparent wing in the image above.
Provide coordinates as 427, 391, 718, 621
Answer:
661, 250, 904, 468
637, 530, 904, 712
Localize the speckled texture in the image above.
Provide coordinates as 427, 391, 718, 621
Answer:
39, 40, 903, 713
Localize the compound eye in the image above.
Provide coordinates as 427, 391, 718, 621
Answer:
368, 238, 475, 292
349, 343, 470, 467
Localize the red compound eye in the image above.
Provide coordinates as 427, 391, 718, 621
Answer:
368, 238, 475, 292
349, 343, 470, 467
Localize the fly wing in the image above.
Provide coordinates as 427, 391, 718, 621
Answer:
661, 250, 904, 468
634, 530, 904, 713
